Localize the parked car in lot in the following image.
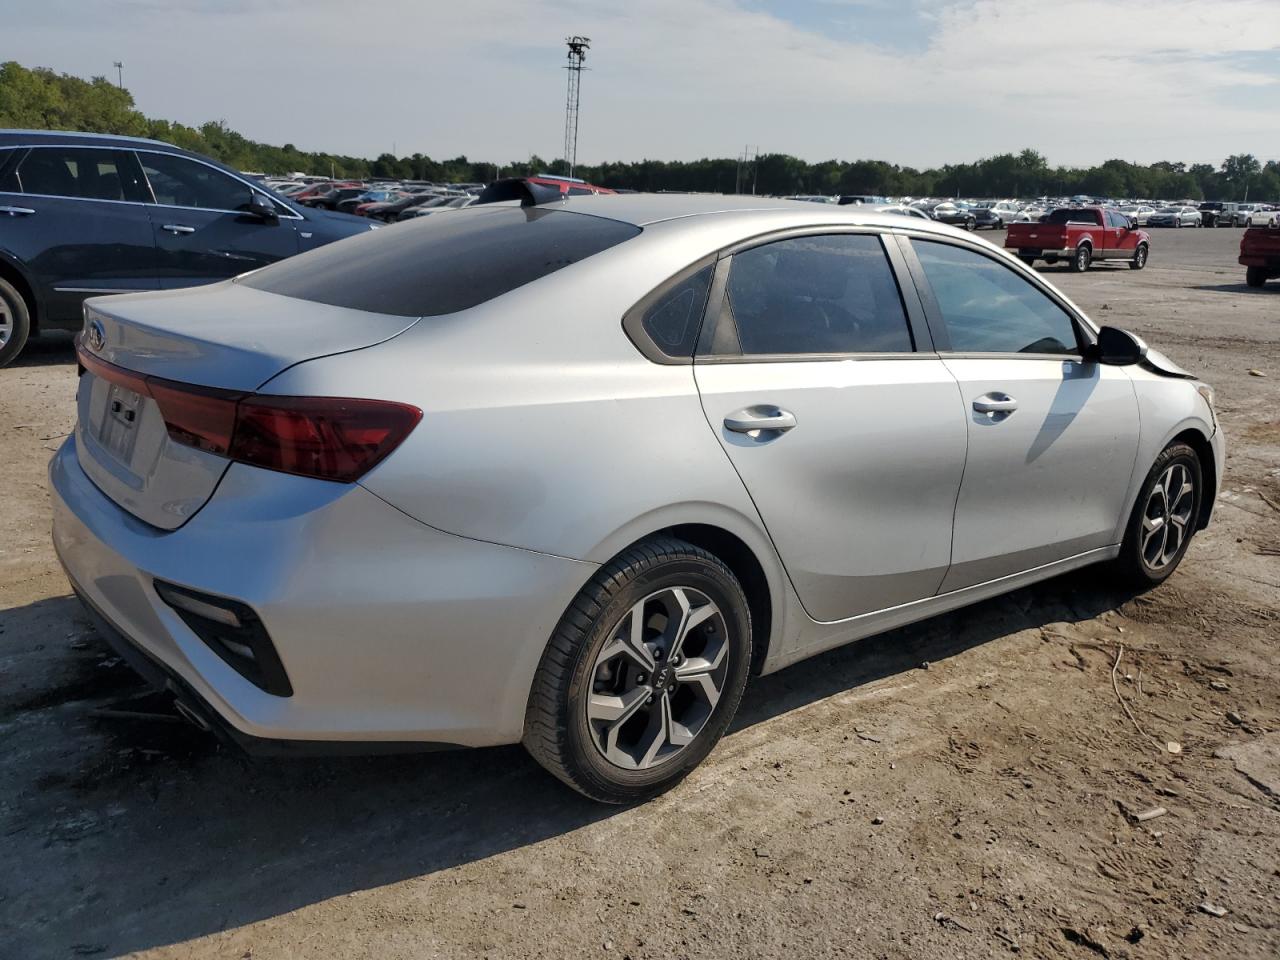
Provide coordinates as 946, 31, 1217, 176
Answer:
300, 186, 368, 211
866, 203, 932, 220
1245, 206, 1279, 227
1148, 206, 1202, 228
1240, 223, 1280, 287
930, 203, 977, 230
1005, 206, 1149, 272
52, 194, 1222, 803
0, 130, 375, 366
969, 206, 1004, 230
1119, 204, 1155, 225
399, 195, 476, 218
1198, 200, 1239, 227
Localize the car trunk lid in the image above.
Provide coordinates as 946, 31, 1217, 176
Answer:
75, 281, 420, 530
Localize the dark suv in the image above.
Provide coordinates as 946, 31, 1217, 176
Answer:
0, 130, 376, 366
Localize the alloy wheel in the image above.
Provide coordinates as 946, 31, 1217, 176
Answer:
0, 302, 10, 348
1141, 463, 1195, 571
586, 586, 730, 770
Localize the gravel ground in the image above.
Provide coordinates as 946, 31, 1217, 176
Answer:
1, 226, 1277, 960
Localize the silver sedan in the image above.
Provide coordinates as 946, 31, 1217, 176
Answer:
51, 194, 1223, 803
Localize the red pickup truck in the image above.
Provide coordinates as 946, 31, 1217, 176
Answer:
1240, 224, 1280, 287
1005, 207, 1149, 272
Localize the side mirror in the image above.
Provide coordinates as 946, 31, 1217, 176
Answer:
245, 192, 279, 221
1089, 326, 1148, 366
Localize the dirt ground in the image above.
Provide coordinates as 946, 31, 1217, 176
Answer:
1, 226, 1277, 960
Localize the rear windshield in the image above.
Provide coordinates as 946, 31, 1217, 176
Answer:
241, 206, 640, 317
1044, 208, 1099, 225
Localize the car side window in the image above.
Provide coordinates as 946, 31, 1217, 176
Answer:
139, 152, 252, 211
12, 147, 140, 202
912, 240, 1080, 355
712, 234, 913, 356
0, 149, 18, 192
637, 264, 714, 358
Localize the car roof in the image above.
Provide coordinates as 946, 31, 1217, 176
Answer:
0, 128, 179, 150
554, 193, 963, 238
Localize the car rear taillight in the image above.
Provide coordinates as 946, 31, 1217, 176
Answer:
229, 395, 421, 482
77, 340, 421, 483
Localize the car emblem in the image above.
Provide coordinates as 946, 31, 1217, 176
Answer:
87, 319, 106, 353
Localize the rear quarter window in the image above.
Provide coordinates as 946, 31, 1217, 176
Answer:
239, 206, 640, 317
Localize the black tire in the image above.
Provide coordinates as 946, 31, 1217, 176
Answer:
1070, 244, 1092, 272
1175, 218, 1182, 228
523, 537, 752, 804
963, 217, 975, 231
1129, 244, 1148, 270
0, 276, 32, 368
1018, 255, 1037, 267
1246, 266, 1267, 288
1112, 442, 1202, 588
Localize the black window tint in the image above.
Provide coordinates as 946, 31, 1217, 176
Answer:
567, 186, 592, 196
0, 149, 18, 192
720, 234, 912, 355
15, 148, 134, 201
240, 206, 641, 317
140, 152, 252, 210
1045, 208, 1099, 225
638, 264, 713, 357
913, 240, 1079, 355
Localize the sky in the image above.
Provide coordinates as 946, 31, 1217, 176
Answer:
6, 0, 1280, 169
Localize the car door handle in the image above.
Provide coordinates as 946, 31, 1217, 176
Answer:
724, 407, 797, 434
972, 393, 1018, 414
0, 205, 36, 216
161, 224, 196, 235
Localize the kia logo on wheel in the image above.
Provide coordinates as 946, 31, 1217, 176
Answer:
87, 319, 106, 353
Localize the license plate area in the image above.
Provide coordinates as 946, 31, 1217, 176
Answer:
96, 383, 145, 464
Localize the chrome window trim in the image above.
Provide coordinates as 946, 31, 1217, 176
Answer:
53, 286, 150, 294
691, 227, 929, 363
3, 143, 304, 220
893, 228, 1099, 351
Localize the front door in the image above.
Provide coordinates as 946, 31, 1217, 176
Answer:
905, 237, 1140, 590
135, 151, 298, 288
0, 146, 157, 324
694, 232, 968, 622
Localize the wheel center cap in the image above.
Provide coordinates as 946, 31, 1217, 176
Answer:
652, 665, 674, 690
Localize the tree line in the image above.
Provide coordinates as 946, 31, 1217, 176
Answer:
3, 61, 1277, 202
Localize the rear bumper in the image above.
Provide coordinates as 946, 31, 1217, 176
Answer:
1239, 255, 1280, 268
1009, 247, 1073, 258
50, 435, 596, 748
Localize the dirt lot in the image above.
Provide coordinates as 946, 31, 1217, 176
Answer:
1, 227, 1277, 960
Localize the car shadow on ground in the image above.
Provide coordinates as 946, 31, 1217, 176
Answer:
1, 572, 1135, 958
6, 330, 77, 367
1194, 282, 1279, 295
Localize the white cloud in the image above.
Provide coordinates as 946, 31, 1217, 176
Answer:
6, 0, 1279, 167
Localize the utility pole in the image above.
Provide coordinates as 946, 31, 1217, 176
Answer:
113, 61, 123, 89
736, 145, 758, 195
563, 36, 590, 178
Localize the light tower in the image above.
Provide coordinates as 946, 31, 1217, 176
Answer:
563, 36, 590, 177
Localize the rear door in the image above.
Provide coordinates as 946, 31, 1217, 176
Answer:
0, 145, 157, 324
693, 231, 968, 622
136, 151, 299, 288
902, 236, 1140, 590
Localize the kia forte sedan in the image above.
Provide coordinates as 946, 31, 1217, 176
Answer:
51, 194, 1223, 803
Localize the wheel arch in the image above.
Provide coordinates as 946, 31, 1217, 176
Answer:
0, 251, 40, 333
1170, 427, 1217, 531
585, 506, 790, 677
661, 523, 773, 676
